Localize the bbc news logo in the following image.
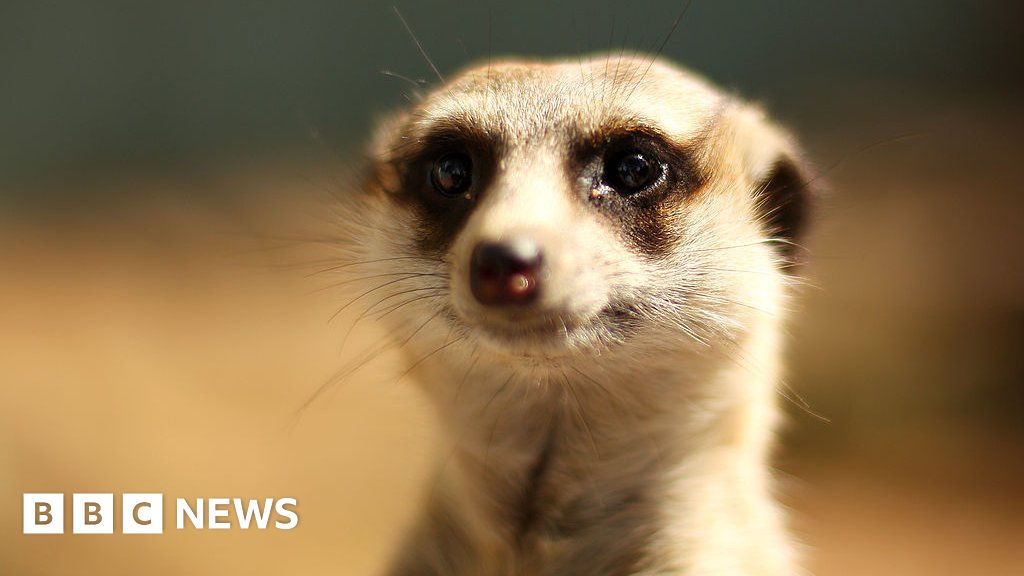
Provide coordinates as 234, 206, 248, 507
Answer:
23, 493, 299, 534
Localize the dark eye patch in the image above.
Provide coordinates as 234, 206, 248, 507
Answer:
384, 125, 496, 255
571, 126, 706, 256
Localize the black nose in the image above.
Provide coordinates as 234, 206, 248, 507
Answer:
470, 240, 543, 306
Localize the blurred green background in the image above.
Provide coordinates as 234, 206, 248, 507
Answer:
1, 2, 1023, 575
2, 1, 1021, 193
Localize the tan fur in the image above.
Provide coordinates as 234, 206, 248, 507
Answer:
336, 54, 812, 575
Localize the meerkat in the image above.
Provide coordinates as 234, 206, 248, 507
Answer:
332, 53, 815, 575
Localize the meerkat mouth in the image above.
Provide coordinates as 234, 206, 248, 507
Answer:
476, 313, 584, 344
459, 301, 638, 357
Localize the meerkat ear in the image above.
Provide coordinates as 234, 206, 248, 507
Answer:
365, 110, 411, 195
735, 108, 818, 266
755, 154, 814, 263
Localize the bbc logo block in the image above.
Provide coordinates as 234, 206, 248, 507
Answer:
23, 494, 64, 534
72, 493, 114, 534
122, 493, 163, 534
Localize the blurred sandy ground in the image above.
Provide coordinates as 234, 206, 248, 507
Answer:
2, 103, 1024, 575
0, 177, 440, 575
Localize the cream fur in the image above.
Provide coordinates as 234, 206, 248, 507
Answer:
334, 54, 811, 576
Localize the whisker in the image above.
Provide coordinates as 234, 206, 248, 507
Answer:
680, 238, 805, 255
286, 333, 398, 430
400, 308, 447, 347
328, 275, 440, 322
623, 0, 693, 102
392, 6, 445, 83
380, 69, 426, 100
692, 292, 777, 317
373, 290, 447, 319
338, 285, 446, 352
311, 271, 442, 294
309, 255, 441, 276
452, 349, 480, 406
394, 336, 466, 385
714, 332, 831, 424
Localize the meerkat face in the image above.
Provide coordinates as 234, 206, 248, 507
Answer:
356, 54, 811, 363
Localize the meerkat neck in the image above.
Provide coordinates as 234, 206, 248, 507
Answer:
402, 355, 790, 575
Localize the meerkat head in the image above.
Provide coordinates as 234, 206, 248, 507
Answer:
350, 54, 813, 370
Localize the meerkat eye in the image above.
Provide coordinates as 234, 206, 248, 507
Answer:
430, 153, 473, 197
604, 149, 662, 194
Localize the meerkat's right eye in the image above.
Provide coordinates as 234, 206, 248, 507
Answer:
430, 153, 473, 197
603, 149, 663, 195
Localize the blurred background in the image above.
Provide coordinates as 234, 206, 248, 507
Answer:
1, 1, 1022, 574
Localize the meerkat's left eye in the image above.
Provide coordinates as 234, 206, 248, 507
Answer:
604, 149, 662, 194
430, 153, 473, 197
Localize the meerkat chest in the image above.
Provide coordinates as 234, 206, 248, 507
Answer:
461, 424, 673, 575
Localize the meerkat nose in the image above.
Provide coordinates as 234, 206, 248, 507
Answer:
470, 239, 543, 306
